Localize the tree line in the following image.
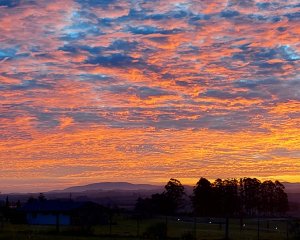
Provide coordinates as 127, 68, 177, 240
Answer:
135, 177, 289, 218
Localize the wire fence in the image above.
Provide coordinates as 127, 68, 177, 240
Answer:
0, 215, 299, 240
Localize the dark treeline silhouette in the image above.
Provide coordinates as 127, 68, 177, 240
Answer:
136, 178, 185, 216
135, 177, 289, 218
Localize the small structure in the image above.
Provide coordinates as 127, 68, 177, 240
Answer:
22, 200, 108, 229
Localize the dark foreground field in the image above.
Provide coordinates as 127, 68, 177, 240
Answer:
0, 216, 299, 240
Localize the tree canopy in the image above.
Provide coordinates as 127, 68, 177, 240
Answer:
136, 177, 289, 218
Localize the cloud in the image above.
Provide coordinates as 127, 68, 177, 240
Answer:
136, 86, 174, 99
103, 84, 174, 100
285, 11, 300, 21
234, 79, 280, 89
220, 10, 240, 18
108, 39, 138, 52
201, 89, 270, 100
128, 25, 181, 35
0, 0, 19, 8
7, 80, 53, 91
75, 0, 117, 8
85, 53, 138, 67
0, 0, 300, 191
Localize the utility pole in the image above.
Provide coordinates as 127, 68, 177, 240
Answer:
56, 213, 60, 233
194, 217, 197, 239
136, 215, 140, 238
257, 217, 260, 240
286, 219, 289, 240
165, 215, 168, 239
225, 217, 229, 240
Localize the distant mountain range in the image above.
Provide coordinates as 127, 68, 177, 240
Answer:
53, 181, 299, 194
282, 182, 300, 193
52, 182, 163, 193
46, 181, 300, 195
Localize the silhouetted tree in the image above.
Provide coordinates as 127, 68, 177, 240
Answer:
191, 177, 214, 216
136, 177, 289, 219
259, 180, 276, 216
16, 200, 21, 208
135, 197, 153, 217
214, 179, 239, 216
258, 180, 289, 216
38, 193, 46, 202
239, 178, 261, 216
211, 178, 223, 216
164, 178, 185, 214
224, 179, 239, 211
274, 180, 289, 215
5, 196, 9, 208
135, 179, 185, 216
27, 196, 37, 204
135, 193, 168, 216
151, 193, 169, 215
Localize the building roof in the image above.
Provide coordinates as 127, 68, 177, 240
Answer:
22, 200, 97, 213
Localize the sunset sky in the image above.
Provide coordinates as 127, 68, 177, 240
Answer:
0, 0, 299, 193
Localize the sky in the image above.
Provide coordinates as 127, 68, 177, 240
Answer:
0, 0, 299, 193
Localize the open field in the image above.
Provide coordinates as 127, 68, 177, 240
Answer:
0, 216, 299, 240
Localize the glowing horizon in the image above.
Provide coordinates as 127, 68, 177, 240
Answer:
0, 0, 299, 193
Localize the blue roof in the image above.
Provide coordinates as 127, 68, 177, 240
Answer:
22, 200, 94, 212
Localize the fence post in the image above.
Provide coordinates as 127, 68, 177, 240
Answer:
194, 217, 197, 239
257, 217, 260, 240
109, 210, 112, 236
136, 215, 140, 238
56, 213, 60, 233
286, 219, 289, 240
225, 217, 229, 240
165, 215, 168, 239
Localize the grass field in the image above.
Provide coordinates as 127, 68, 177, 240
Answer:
0, 216, 299, 240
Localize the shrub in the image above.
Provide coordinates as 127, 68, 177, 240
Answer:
181, 231, 196, 240
143, 222, 167, 239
